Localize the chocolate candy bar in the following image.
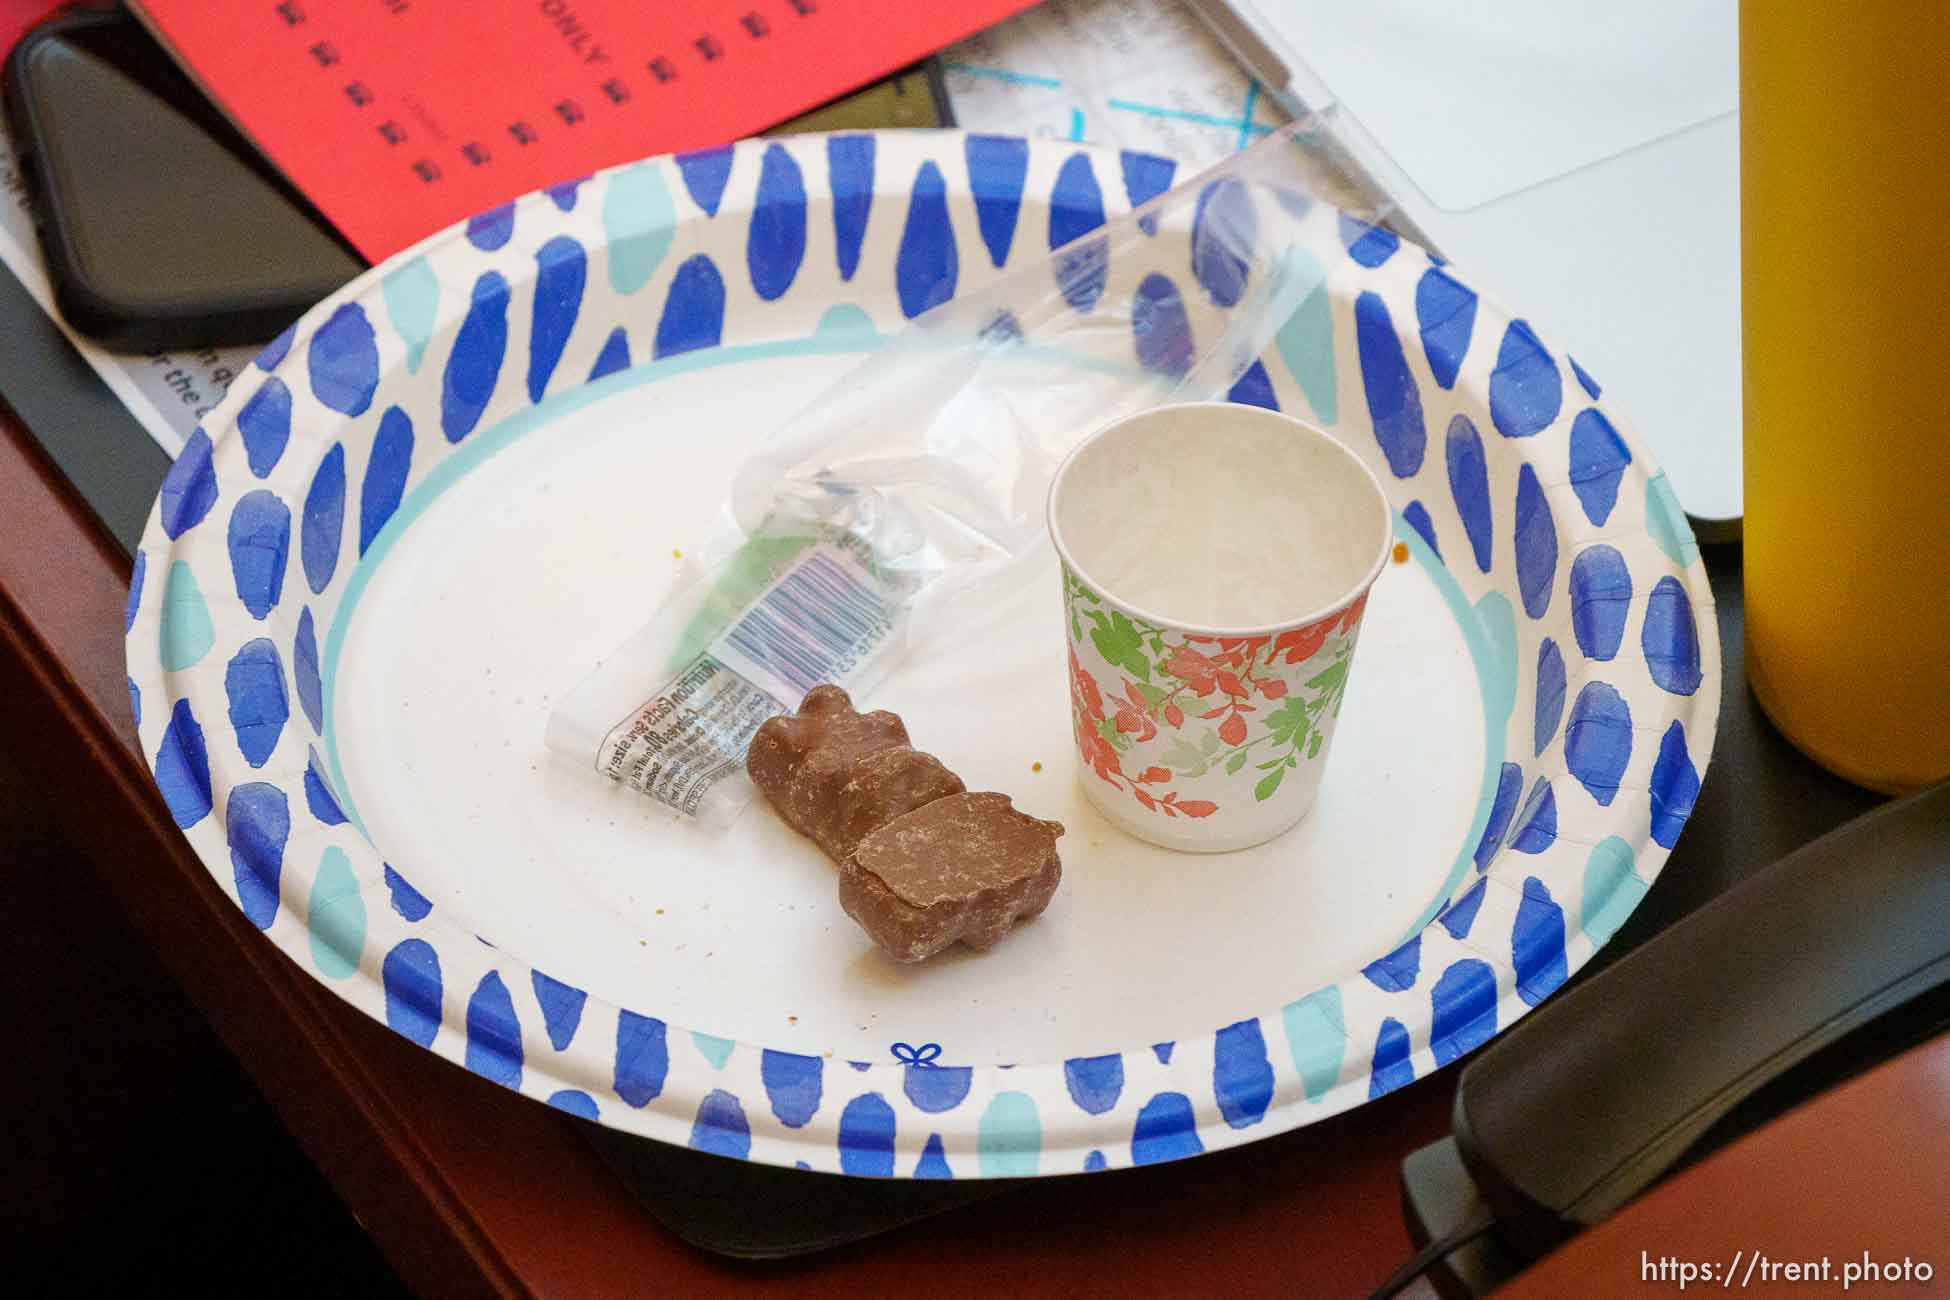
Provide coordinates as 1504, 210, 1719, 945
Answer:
838, 792, 1064, 963
830, 746, 966, 865
747, 684, 963, 861
747, 686, 1063, 961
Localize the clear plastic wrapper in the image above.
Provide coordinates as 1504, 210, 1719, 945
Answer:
545, 120, 1394, 828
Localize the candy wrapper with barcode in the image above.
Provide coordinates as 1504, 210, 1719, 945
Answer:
544, 120, 1394, 828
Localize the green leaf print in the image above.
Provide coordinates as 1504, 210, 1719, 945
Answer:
1264, 697, 1311, 748
1160, 738, 1206, 772
1090, 610, 1151, 683
1305, 656, 1349, 696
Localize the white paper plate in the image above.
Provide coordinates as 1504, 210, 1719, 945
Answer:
127, 131, 1717, 1177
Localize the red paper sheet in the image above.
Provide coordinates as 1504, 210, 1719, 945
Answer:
1, 1, 70, 64
129, 0, 1036, 262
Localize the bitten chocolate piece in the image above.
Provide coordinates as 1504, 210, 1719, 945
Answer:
830, 746, 967, 864
748, 688, 1064, 962
747, 684, 965, 861
838, 792, 1064, 963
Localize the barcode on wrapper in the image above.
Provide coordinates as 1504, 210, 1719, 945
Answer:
717, 552, 893, 701
595, 542, 897, 819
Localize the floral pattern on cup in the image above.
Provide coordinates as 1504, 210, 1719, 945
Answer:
1065, 565, 1369, 820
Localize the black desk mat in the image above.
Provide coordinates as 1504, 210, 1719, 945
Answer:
4, 301, 1885, 1258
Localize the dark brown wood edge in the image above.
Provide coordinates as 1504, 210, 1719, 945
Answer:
0, 411, 541, 1298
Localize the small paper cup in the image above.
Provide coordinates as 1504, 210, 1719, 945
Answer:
1048, 401, 1392, 852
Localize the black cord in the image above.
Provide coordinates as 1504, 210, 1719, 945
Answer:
1366, 1206, 1499, 1300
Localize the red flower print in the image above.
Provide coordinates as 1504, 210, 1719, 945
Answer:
1114, 682, 1159, 741
1273, 613, 1337, 665
1338, 590, 1370, 634
1069, 648, 1104, 721
1069, 649, 1130, 789
1258, 677, 1289, 699
1218, 713, 1248, 746
1074, 710, 1122, 785
1166, 644, 1220, 695
1207, 636, 1271, 669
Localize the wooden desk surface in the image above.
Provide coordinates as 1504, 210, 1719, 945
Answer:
1503, 1032, 1950, 1298
0, 404, 1449, 1296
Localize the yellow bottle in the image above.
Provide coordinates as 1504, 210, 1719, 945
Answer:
1741, 3, 1950, 794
